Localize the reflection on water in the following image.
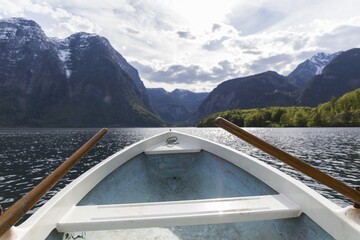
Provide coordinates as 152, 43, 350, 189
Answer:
0, 127, 359, 223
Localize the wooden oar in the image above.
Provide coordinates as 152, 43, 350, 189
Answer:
0, 128, 108, 237
215, 117, 360, 207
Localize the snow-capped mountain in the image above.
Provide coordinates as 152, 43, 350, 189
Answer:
287, 52, 341, 88
0, 18, 62, 94
0, 17, 162, 127
299, 48, 360, 106
310, 52, 342, 74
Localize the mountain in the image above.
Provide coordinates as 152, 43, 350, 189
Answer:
193, 71, 297, 122
287, 52, 341, 88
168, 89, 209, 113
299, 48, 360, 107
147, 88, 208, 124
0, 18, 163, 127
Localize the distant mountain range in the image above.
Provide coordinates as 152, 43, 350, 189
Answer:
147, 88, 208, 125
1, 17, 360, 127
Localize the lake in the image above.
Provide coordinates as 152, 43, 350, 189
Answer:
0, 127, 359, 223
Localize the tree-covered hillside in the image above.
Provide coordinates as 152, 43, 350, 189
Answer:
198, 88, 360, 127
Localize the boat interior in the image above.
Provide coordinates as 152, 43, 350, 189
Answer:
46, 148, 334, 239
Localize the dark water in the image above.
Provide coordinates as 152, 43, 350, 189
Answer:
0, 128, 359, 223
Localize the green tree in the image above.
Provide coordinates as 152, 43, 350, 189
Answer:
271, 108, 285, 123
330, 96, 337, 113
244, 112, 267, 127
293, 111, 308, 127
308, 111, 321, 127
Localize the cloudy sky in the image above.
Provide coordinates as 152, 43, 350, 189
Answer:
1, 0, 360, 92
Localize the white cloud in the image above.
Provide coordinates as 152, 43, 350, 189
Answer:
131, 59, 243, 92
0, 0, 27, 16
56, 17, 98, 37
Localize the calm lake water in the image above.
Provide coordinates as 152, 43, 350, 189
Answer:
0, 127, 359, 223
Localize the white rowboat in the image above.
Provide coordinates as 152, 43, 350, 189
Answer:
0, 118, 359, 239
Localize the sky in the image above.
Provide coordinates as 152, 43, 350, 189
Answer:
1, 0, 360, 92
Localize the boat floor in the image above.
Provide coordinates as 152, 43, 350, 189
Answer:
78, 151, 278, 206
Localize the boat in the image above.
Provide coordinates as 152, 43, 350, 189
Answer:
0, 117, 359, 239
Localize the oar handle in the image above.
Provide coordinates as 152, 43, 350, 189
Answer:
215, 117, 360, 207
0, 128, 108, 237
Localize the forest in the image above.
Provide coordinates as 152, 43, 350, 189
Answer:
198, 88, 360, 127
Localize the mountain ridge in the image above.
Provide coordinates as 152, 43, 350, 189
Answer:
0, 17, 162, 127
192, 71, 297, 122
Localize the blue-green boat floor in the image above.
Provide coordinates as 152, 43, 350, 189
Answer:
79, 151, 276, 205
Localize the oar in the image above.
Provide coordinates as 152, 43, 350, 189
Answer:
0, 128, 108, 237
215, 117, 360, 207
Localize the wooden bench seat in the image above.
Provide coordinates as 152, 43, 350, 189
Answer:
57, 194, 301, 232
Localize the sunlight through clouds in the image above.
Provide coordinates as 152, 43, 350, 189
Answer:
169, 0, 238, 32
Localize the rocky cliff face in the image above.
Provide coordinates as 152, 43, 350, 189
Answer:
0, 18, 162, 127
